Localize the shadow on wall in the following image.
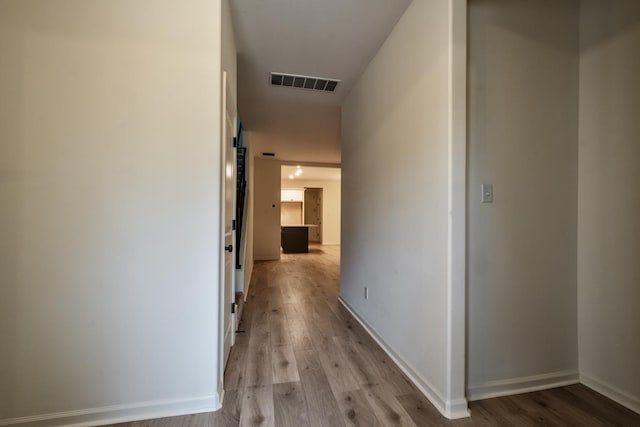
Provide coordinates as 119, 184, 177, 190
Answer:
580, 0, 640, 50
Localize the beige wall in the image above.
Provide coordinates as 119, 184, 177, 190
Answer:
282, 179, 341, 245
253, 157, 281, 260
341, 0, 467, 418
467, 0, 580, 400
241, 131, 255, 295
222, 0, 237, 108
247, 113, 341, 165
281, 202, 303, 225
578, 0, 640, 412
0, 0, 227, 424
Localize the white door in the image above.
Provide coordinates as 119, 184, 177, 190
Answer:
221, 72, 236, 371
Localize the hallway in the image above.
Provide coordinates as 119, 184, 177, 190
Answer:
225, 245, 430, 427
107, 246, 640, 427
2, 2, 638, 425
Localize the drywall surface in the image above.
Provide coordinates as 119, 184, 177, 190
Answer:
467, 0, 580, 399
341, 0, 467, 417
246, 109, 341, 165
0, 0, 224, 423
253, 157, 281, 261
222, 0, 237, 108
578, 0, 640, 412
281, 179, 341, 245
242, 132, 255, 295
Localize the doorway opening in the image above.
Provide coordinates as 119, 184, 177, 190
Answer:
280, 165, 341, 254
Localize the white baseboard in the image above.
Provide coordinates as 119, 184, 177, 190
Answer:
235, 269, 245, 294
338, 297, 469, 419
467, 371, 579, 402
444, 398, 471, 420
0, 394, 221, 427
254, 255, 279, 261
580, 373, 640, 414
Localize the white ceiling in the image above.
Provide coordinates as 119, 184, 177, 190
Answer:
230, 0, 412, 164
281, 165, 341, 182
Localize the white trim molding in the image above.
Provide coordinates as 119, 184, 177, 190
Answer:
339, 297, 469, 419
446, 0, 468, 419
580, 373, 640, 415
467, 371, 579, 402
0, 395, 221, 427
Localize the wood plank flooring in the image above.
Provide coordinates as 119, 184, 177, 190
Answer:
106, 245, 640, 427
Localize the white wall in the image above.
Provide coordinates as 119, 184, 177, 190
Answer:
222, 0, 237, 109
467, 0, 580, 400
578, 0, 640, 412
0, 0, 227, 424
247, 114, 341, 165
242, 131, 255, 296
281, 179, 341, 245
253, 157, 281, 261
341, 0, 467, 418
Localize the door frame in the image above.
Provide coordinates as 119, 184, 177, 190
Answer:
218, 71, 237, 392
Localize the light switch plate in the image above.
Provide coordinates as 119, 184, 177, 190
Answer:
481, 184, 493, 203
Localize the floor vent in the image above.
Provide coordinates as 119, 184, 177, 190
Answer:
270, 72, 340, 93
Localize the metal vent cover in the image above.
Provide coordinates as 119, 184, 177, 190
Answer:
270, 72, 340, 93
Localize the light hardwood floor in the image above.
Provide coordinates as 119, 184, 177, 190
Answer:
106, 245, 640, 427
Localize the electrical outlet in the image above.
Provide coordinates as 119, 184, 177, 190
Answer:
364, 287, 369, 300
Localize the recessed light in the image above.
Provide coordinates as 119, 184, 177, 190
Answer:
289, 175, 294, 179
295, 170, 302, 176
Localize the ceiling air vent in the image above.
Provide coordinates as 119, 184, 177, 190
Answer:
270, 72, 340, 93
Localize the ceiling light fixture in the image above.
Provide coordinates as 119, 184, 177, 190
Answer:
289, 175, 294, 179
295, 169, 302, 176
